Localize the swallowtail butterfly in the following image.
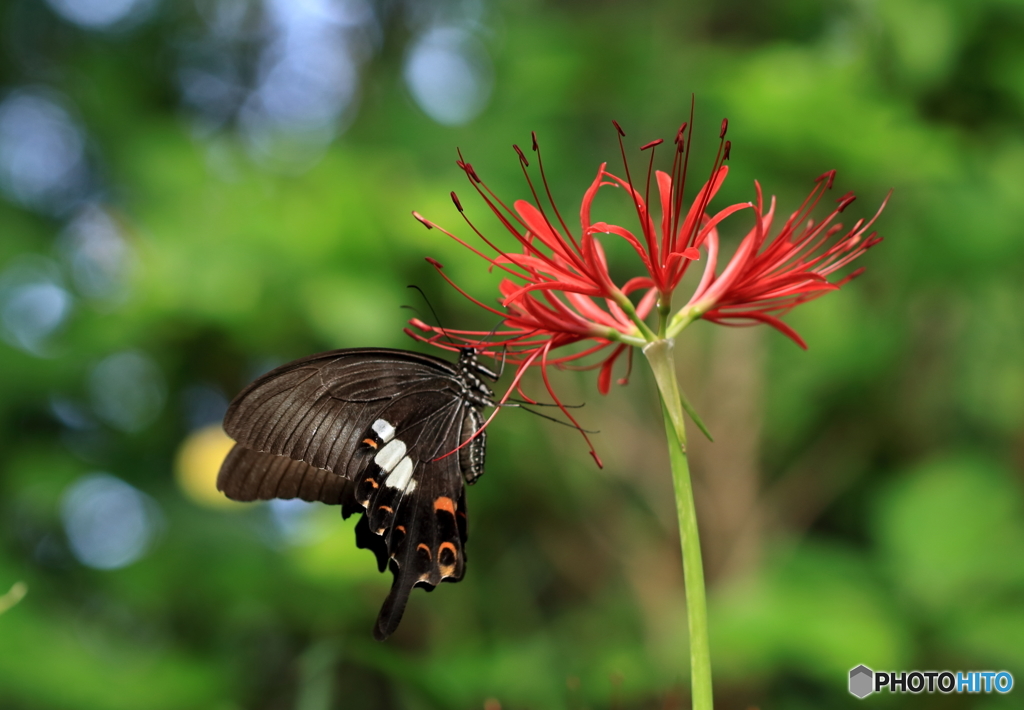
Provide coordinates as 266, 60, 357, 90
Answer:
217, 347, 497, 640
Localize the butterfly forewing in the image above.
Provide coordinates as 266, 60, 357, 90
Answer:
216, 348, 492, 640
224, 351, 462, 472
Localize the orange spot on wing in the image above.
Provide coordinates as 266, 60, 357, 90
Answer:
433, 496, 456, 515
362, 438, 378, 449
438, 542, 458, 577
378, 505, 393, 514
364, 477, 378, 488
417, 543, 432, 560
439, 541, 457, 557
396, 525, 406, 533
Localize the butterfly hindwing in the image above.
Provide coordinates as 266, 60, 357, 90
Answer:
216, 348, 491, 640
341, 388, 470, 639
370, 455, 469, 640
218, 444, 353, 504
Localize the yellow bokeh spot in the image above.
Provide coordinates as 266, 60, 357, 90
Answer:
175, 424, 240, 509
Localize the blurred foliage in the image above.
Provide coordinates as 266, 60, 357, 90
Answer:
1, 0, 1023, 709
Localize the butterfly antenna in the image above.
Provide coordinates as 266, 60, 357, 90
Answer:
505, 397, 585, 409
407, 284, 456, 346
511, 405, 599, 433
470, 319, 508, 369
496, 343, 507, 377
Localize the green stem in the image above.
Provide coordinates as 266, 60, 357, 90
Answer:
643, 340, 713, 710
666, 304, 700, 340
657, 294, 672, 339
611, 289, 658, 342
643, 340, 687, 448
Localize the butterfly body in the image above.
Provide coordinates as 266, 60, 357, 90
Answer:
217, 347, 496, 639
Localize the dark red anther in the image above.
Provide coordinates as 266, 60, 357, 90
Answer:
465, 164, 481, 182
640, 138, 664, 151
817, 169, 837, 189
531, 131, 539, 152
720, 118, 728, 138
675, 123, 687, 144
513, 144, 529, 166
612, 120, 625, 137
412, 211, 433, 229
450, 191, 463, 211
425, 257, 444, 269
836, 191, 856, 212
723, 140, 731, 160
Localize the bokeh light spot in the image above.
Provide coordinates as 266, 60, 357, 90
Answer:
269, 498, 324, 546
181, 384, 229, 430
0, 257, 72, 356
0, 90, 87, 213
89, 351, 166, 432
45, 0, 155, 30
175, 424, 237, 509
60, 474, 161, 570
235, 0, 372, 168
58, 204, 134, 303
404, 25, 493, 126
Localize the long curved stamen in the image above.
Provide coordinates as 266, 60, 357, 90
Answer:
513, 145, 588, 276
533, 131, 579, 252
641, 138, 663, 243
671, 97, 696, 248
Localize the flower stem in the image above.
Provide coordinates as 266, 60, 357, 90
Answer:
612, 289, 658, 342
643, 340, 713, 710
657, 294, 672, 339
666, 305, 701, 340
643, 340, 687, 448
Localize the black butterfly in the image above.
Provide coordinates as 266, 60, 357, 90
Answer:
217, 347, 497, 640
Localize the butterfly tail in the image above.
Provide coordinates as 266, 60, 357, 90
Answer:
373, 560, 426, 641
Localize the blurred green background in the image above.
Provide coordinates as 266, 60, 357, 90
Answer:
1, 0, 1023, 708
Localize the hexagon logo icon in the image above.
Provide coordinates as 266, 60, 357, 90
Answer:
849, 665, 874, 698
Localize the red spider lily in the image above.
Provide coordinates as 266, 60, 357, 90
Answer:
684, 171, 888, 348
408, 118, 886, 461
409, 120, 743, 383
